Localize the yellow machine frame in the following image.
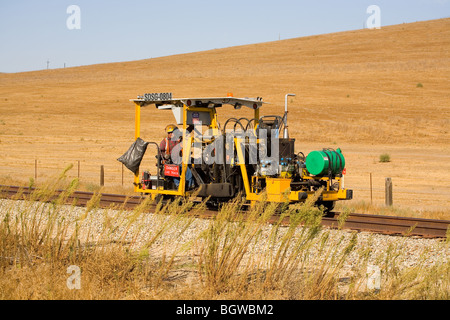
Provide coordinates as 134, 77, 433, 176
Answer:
131, 96, 349, 205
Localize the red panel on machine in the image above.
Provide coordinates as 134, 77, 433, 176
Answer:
164, 164, 180, 177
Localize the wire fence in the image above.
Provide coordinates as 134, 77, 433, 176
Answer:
1, 157, 448, 212
0, 157, 137, 189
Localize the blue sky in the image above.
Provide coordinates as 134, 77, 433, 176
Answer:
0, 0, 449, 73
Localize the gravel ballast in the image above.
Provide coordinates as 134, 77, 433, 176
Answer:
1, 198, 448, 284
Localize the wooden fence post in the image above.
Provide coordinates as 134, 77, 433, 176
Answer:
385, 177, 393, 206
100, 165, 104, 186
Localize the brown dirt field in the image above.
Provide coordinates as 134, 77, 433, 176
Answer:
0, 18, 449, 217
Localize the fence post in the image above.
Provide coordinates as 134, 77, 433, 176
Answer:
385, 177, 393, 206
35, 159, 37, 181
100, 165, 104, 186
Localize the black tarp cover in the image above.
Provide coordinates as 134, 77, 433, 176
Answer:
117, 137, 149, 174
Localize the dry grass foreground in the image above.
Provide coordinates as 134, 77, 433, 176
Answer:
0, 18, 449, 216
0, 175, 448, 300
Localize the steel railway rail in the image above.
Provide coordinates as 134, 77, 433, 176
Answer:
1, 185, 449, 238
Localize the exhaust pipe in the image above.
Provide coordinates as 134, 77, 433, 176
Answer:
284, 93, 296, 138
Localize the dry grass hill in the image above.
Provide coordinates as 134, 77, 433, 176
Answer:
0, 18, 449, 216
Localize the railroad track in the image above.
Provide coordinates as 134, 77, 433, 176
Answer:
1, 185, 449, 239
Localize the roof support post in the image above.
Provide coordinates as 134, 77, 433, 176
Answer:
134, 102, 141, 190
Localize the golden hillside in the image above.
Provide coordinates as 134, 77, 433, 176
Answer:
0, 18, 449, 214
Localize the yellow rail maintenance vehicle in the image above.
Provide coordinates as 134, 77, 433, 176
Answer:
118, 92, 352, 212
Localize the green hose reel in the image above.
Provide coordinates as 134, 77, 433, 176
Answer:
305, 148, 345, 176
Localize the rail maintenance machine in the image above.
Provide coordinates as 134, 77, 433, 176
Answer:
118, 92, 352, 212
